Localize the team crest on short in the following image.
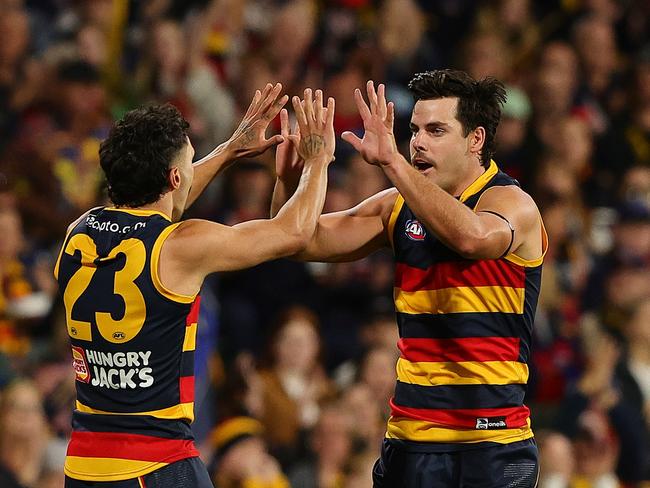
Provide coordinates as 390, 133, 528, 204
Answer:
405, 219, 426, 241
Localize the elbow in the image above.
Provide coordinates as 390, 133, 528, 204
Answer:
454, 232, 489, 259
283, 225, 314, 256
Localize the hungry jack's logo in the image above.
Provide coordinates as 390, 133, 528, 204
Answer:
405, 219, 426, 241
72, 346, 91, 383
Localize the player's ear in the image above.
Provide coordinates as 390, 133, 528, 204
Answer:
168, 166, 181, 190
468, 126, 485, 156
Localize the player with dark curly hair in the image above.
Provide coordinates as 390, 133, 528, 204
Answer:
56, 84, 336, 488
272, 70, 546, 487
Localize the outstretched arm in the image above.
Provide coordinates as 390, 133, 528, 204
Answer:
343, 81, 542, 260
270, 95, 395, 262
185, 83, 288, 210
162, 89, 338, 295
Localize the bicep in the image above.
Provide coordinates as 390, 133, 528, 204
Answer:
472, 187, 540, 259
299, 189, 397, 262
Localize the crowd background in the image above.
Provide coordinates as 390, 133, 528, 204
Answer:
0, 0, 649, 486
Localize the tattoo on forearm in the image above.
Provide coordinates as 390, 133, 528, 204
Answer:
300, 135, 324, 158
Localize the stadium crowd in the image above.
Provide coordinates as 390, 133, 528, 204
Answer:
0, 0, 649, 486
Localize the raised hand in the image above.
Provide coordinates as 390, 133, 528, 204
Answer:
275, 108, 303, 186
341, 80, 399, 167
227, 82, 289, 158
291, 88, 335, 164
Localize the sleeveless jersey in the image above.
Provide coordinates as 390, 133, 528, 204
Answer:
386, 161, 547, 448
54, 207, 200, 481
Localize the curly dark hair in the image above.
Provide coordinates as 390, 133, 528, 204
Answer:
99, 104, 189, 207
408, 69, 506, 167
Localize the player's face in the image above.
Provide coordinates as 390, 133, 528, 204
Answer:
171, 139, 195, 221
409, 97, 482, 196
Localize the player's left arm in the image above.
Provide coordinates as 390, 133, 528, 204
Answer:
185, 82, 288, 210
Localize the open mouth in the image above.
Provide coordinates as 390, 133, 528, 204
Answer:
412, 160, 433, 172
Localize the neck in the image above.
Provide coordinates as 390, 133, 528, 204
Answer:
119, 193, 174, 221
451, 160, 488, 198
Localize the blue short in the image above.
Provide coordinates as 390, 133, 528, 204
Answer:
64, 457, 213, 488
372, 438, 538, 488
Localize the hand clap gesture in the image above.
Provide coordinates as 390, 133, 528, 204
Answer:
342, 81, 399, 167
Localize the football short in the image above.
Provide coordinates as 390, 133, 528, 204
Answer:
372, 438, 538, 488
64, 456, 213, 488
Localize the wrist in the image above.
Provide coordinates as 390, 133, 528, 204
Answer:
220, 140, 238, 161
380, 153, 407, 172
303, 154, 332, 167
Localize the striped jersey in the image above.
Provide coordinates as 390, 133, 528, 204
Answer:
386, 161, 547, 449
55, 207, 200, 481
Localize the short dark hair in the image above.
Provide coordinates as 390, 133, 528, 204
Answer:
408, 69, 506, 167
99, 104, 189, 207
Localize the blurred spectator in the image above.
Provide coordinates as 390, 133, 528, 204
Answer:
258, 305, 335, 465
210, 416, 290, 488
0, 379, 49, 488
537, 430, 575, 488
288, 403, 353, 488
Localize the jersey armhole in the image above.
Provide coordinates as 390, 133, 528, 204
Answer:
504, 214, 548, 267
150, 223, 197, 304
387, 194, 404, 251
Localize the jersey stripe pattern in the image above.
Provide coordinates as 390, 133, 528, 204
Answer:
55, 208, 200, 481
386, 161, 547, 447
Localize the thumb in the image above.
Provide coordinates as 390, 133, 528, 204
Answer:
341, 131, 362, 151
264, 134, 285, 149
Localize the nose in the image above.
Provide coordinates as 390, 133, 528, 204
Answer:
411, 131, 427, 153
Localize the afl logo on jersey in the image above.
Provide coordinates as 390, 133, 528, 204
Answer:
405, 219, 426, 241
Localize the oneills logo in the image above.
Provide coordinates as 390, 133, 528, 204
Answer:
72, 346, 91, 383
405, 219, 426, 241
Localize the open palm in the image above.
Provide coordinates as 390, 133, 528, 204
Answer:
342, 81, 399, 167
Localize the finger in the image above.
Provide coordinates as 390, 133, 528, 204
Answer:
387, 101, 395, 129
280, 108, 289, 138
314, 89, 323, 127
263, 94, 288, 123
377, 83, 387, 119
292, 95, 308, 134
353, 88, 372, 123
244, 90, 262, 118
259, 82, 283, 115
303, 88, 314, 123
367, 80, 378, 114
341, 130, 362, 152
325, 97, 335, 130
251, 83, 273, 116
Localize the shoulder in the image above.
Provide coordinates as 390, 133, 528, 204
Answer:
65, 206, 103, 235
476, 185, 539, 215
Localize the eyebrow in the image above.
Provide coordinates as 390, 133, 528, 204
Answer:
409, 121, 451, 130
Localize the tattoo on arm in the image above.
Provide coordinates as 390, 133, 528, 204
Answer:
300, 135, 324, 158
233, 125, 255, 149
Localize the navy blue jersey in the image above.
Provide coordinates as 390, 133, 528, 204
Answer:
385, 161, 547, 448
55, 207, 200, 481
